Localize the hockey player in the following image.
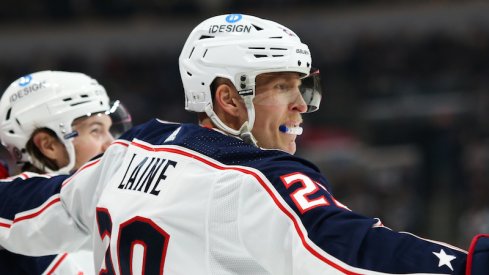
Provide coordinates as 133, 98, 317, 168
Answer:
0, 14, 488, 274
0, 70, 131, 274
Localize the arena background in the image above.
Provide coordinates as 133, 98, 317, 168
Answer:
1, 0, 489, 248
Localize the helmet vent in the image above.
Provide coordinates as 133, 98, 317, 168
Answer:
80, 94, 89, 98
5, 108, 12, 120
203, 49, 208, 58
189, 47, 195, 59
251, 24, 263, 31
270, 47, 287, 51
63, 97, 73, 101
269, 36, 283, 39
15, 118, 21, 126
199, 35, 214, 40
187, 71, 193, 76
254, 55, 267, 58
8, 130, 14, 134
249, 47, 265, 50
70, 100, 90, 107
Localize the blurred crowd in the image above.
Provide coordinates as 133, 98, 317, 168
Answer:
300, 26, 489, 247
1, 0, 489, 248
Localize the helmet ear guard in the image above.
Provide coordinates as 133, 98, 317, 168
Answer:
179, 14, 322, 144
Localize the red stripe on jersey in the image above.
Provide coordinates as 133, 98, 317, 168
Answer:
0, 222, 11, 228
131, 141, 362, 275
13, 197, 61, 224
62, 159, 101, 188
5, 141, 129, 226
62, 140, 128, 188
466, 234, 489, 275
112, 140, 130, 147
46, 252, 69, 275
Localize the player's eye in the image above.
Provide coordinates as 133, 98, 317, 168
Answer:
90, 125, 104, 136
275, 83, 290, 92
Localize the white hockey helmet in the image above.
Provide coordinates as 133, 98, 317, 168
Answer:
0, 70, 111, 173
179, 14, 321, 144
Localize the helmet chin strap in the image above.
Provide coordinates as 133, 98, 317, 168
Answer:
204, 95, 258, 146
57, 142, 76, 174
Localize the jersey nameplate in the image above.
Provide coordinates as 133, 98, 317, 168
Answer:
118, 153, 178, 196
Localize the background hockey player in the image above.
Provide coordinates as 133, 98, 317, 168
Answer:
0, 70, 131, 274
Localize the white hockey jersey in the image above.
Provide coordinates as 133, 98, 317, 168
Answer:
0, 173, 94, 275
0, 119, 488, 274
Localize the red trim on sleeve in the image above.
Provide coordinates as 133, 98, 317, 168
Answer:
13, 197, 61, 224
62, 159, 100, 188
112, 140, 130, 147
2, 140, 129, 226
46, 253, 69, 275
61, 140, 128, 188
466, 234, 489, 275
0, 222, 11, 228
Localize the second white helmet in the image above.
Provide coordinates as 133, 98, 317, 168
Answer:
0, 70, 111, 173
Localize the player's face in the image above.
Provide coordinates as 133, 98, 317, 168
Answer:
71, 113, 114, 170
251, 72, 307, 154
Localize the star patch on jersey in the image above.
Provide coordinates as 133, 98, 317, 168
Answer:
433, 249, 456, 271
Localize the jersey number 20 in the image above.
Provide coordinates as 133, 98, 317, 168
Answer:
96, 208, 170, 274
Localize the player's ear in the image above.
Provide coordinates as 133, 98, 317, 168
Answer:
214, 83, 243, 117
32, 131, 64, 160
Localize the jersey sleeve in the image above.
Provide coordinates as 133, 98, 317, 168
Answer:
237, 157, 486, 274
0, 173, 87, 255
0, 140, 128, 257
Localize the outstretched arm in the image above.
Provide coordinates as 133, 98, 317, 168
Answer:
239, 159, 489, 274
0, 173, 87, 255
0, 141, 128, 256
